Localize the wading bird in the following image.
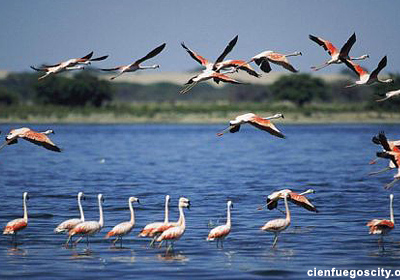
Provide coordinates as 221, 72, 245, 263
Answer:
217, 113, 285, 138
156, 197, 190, 252
376, 89, 400, 102
342, 56, 393, 88
207, 201, 233, 248
3, 192, 29, 245
105, 196, 140, 247
367, 194, 394, 250
54, 192, 85, 245
261, 193, 291, 248
246, 50, 302, 73
266, 189, 318, 212
309, 33, 369, 71
67, 194, 104, 247
100, 43, 166, 80
0, 127, 61, 152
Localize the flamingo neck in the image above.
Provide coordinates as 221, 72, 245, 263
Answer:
264, 114, 281, 120
286, 52, 301, 57
284, 196, 291, 223
23, 195, 28, 222
78, 195, 85, 222
390, 195, 395, 224
350, 55, 368, 61
98, 197, 104, 228
226, 204, 231, 227
129, 200, 135, 225
164, 198, 169, 224
140, 65, 158, 70
178, 205, 186, 229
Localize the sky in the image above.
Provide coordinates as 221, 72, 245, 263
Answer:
0, 0, 399, 74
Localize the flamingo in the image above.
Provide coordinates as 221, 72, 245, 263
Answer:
375, 150, 400, 189
266, 189, 318, 212
180, 35, 246, 94
3, 192, 29, 245
100, 43, 166, 80
54, 192, 85, 245
369, 131, 400, 168
342, 56, 393, 88
0, 127, 61, 152
67, 194, 104, 247
261, 192, 291, 248
214, 60, 261, 78
207, 201, 233, 248
367, 194, 394, 250
156, 197, 190, 252
376, 89, 400, 102
139, 195, 175, 246
309, 33, 369, 71
105, 196, 139, 247
217, 113, 285, 138
245, 51, 302, 73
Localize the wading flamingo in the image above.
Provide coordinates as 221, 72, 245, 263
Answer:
309, 33, 369, 71
54, 192, 85, 245
105, 196, 140, 247
67, 194, 104, 247
217, 113, 285, 138
207, 201, 233, 248
261, 193, 291, 248
156, 197, 190, 252
100, 43, 166, 80
342, 56, 393, 88
266, 189, 318, 212
0, 127, 61, 152
376, 89, 400, 102
246, 50, 302, 73
367, 194, 394, 250
3, 192, 29, 245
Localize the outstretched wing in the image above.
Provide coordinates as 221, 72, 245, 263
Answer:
134, 43, 166, 65
22, 131, 61, 152
309, 34, 338, 56
214, 35, 238, 65
370, 56, 387, 80
339, 32, 356, 58
248, 116, 285, 138
181, 42, 209, 66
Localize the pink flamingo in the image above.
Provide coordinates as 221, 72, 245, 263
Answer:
54, 192, 85, 245
376, 89, 400, 102
367, 194, 394, 250
266, 189, 318, 212
214, 60, 261, 77
156, 197, 190, 252
261, 193, 291, 248
105, 196, 139, 247
207, 201, 233, 248
375, 150, 400, 189
67, 194, 104, 247
247, 50, 302, 73
3, 192, 29, 245
0, 127, 61, 152
217, 113, 285, 138
100, 43, 166, 80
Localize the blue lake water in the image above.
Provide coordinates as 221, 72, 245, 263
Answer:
1, 123, 400, 279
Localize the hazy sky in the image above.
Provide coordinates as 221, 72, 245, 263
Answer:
0, 0, 399, 73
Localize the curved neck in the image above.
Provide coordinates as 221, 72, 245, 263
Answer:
178, 205, 186, 229
226, 204, 231, 227
129, 200, 135, 224
23, 196, 28, 221
164, 198, 169, 223
390, 196, 395, 224
78, 196, 84, 221
284, 196, 291, 223
98, 198, 104, 227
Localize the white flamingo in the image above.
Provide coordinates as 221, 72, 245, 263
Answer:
207, 201, 233, 248
3, 192, 29, 245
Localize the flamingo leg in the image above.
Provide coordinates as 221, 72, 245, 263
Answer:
179, 82, 198, 94
120, 236, 123, 248
74, 236, 83, 246
65, 235, 73, 247
272, 233, 279, 248
110, 71, 124, 80
369, 167, 392, 176
311, 62, 330, 71
385, 178, 400, 190
86, 236, 89, 247
113, 237, 120, 246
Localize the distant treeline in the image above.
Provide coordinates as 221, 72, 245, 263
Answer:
0, 70, 399, 111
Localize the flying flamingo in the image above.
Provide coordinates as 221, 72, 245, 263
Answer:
207, 201, 233, 248
265, 189, 318, 212
139, 195, 175, 246
3, 192, 29, 245
156, 197, 190, 252
217, 113, 285, 138
213, 60, 261, 77
54, 192, 85, 246
369, 131, 400, 171
342, 56, 393, 88
376, 89, 400, 102
105, 196, 140, 247
0, 127, 61, 152
261, 192, 291, 248
66, 194, 104, 247
245, 50, 302, 73
309, 33, 369, 71
367, 194, 394, 250
100, 43, 166, 80
376, 150, 400, 189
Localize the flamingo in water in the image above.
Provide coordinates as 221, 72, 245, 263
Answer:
54, 192, 85, 246
139, 195, 175, 246
217, 113, 285, 138
3, 192, 29, 245
0, 127, 61, 152
261, 192, 291, 248
309, 33, 369, 71
367, 194, 395, 250
100, 43, 166, 80
156, 197, 190, 252
266, 189, 318, 212
67, 194, 104, 247
207, 201, 233, 248
105, 196, 140, 247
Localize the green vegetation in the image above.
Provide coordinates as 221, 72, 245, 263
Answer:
0, 70, 399, 123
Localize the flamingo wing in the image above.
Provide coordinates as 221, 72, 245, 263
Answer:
3, 218, 27, 234
30, 66, 47, 72
211, 72, 245, 84
214, 35, 238, 65
79, 51, 94, 61
55, 218, 82, 233
309, 34, 338, 56
134, 43, 166, 65
248, 116, 285, 138
342, 58, 367, 78
100, 66, 124, 71
268, 57, 298, 73
207, 225, 230, 240
181, 42, 209, 66
339, 33, 356, 58
288, 193, 318, 212
90, 55, 109, 62
106, 222, 133, 238
254, 58, 272, 73
370, 56, 387, 80
22, 131, 61, 152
